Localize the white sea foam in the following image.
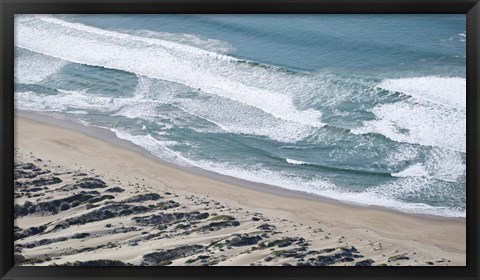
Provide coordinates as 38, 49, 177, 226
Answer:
111, 129, 194, 166
15, 89, 125, 113
115, 76, 316, 142
424, 147, 465, 182
112, 77, 164, 121
458, 32, 466, 42
387, 145, 465, 182
392, 163, 429, 178
377, 76, 466, 110
15, 81, 314, 142
119, 29, 233, 54
385, 145, 420, 166
15, 15, 324, 132
67, 110, 89, 115
15, 48, 67, 84
365, 175, 465, 217
186, 160, 465, 217
285, 158, 308, 165
352, 97, 465, 152
168, 92, 316, 142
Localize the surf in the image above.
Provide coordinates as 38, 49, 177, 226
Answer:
15, 15, 324, 130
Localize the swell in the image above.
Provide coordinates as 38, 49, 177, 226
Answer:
377, 76, 466, 110
282, 157, 393, 178
353, 77, 466, 153
15, 15, 324, 129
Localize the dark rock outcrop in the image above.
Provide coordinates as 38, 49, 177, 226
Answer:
14, 225, 47, 240
197, 215, 240, 232
106, 187, 125, 193
257, 223, 276, 232
14, 192, 114, 218
59, 260, 132, 266
355, 259, 375, 266
30, 177, 62, 187
388, 254, 410, 261
133, 211, 209, 228
141, 245, 203, 266
74, 178, 107, 189
123, 193, 162, 203
229, 234, 263, 247
54, 204, 155, 230
296, 246, 364, 266
24, 236, 68, 249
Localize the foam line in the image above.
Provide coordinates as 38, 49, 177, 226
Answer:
187, 160, 465, 218
352, 95, 465, 152
377, 76, 466, 110
15, 48, 67, 84
15, 15, 324, 129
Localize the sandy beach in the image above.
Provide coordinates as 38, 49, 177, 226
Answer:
13, 116, 466, 266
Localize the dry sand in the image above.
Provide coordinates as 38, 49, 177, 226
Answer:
13, 116, 466, 266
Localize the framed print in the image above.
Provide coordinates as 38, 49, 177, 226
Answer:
1, 0, 479, 279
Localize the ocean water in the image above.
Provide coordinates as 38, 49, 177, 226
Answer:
14, 14, 466, 217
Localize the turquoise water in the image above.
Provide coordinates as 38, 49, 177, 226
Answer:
14, 14, 466, 217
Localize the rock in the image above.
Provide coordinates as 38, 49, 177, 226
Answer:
54, 204, 156, 230
355, 259, 375, 266
257, 223, 276, 232
14, 225, 47, 240
156, 200, 181, 210
267, 237, 296, 248
133, 211, 209, 227
229, 235, 263, 247
60, 203, 70, 211
388, 254, 410, 261
196, 215, 240, 232
15, 170, 37, 179
88, 195, 115, 204
14, 192, 108, 218
60, 260, 132, 266
75, 177, 107, 189
105, 187, 124, 193
175, 223, 190, 230
185, 255, 210, 264
293, 246, 364, 266
72, 232, 90, 239
208, 215, 235, 221
141, 245, 204, 265
19, 163, 36, 170
24, 236, 69, 249
30, 177, 62, 187
123, 193, 162, 203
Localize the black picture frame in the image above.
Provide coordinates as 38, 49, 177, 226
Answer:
1, 1, 479, 279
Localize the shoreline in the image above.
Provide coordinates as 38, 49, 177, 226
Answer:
14, 113, 466, 266
15, 110, 465, 222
